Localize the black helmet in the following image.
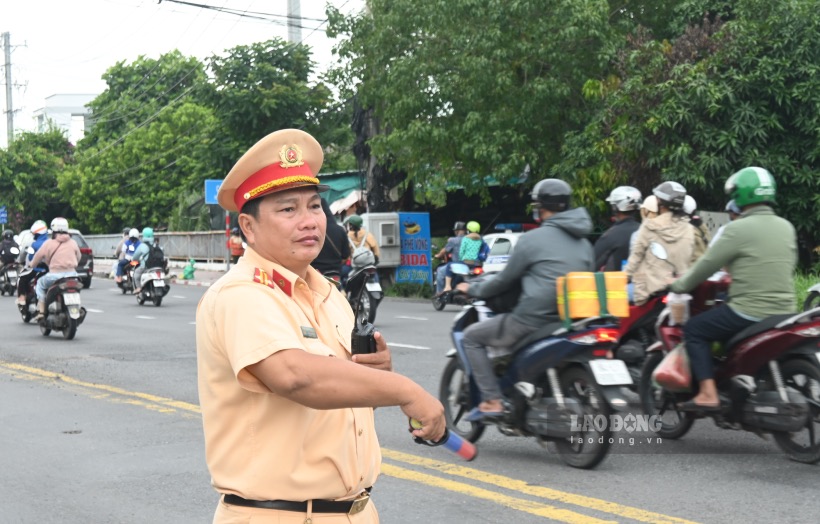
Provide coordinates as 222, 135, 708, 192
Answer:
531, 178, 572, 212
122, 227, 130, 235
652, 181, 686, 211
453, 221, 466, 232
231, 227, 240, 235
2, 230, 13, 240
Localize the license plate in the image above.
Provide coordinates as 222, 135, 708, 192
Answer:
589, 359, 633, 386
366, 282, 382, 292
63, 293, 81, 305
155, 280, 165, 287
7, 271, 16, 278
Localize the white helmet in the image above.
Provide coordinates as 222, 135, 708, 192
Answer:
30, 220, 48, 235
50, 217, 69, 233
605, 186, 642, 212
128, 228, 140, 239
683, 195, 697, 215
652, 181, 687, 210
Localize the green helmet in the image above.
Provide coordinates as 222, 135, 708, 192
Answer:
466, 220, 480, 233
724, 166, 776, 208
346, 214, 363, 228
141, 227, 154, 242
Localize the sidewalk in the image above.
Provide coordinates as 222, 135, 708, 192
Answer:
93, 259, 225, 287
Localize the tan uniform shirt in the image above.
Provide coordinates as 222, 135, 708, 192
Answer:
196, 246, 381, 503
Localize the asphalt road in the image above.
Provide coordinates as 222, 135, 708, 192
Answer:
0, 280, 817, 523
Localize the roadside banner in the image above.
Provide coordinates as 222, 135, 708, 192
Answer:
396, 212, 432, 285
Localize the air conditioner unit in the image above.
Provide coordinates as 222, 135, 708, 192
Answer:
380, 222, 397, 246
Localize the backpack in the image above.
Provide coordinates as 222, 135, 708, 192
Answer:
146, 243, 165, 269
349, 233, 376, 267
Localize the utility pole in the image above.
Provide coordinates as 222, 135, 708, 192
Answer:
286, 0, 301, 43
3, 32, 13, 144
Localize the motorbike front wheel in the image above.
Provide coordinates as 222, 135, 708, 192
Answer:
553, 367, 612, 469
40, 320, 51, 336
432, 293, 446, 311
438, 358, 486, 443
772, 358, 820, 464
639, 352, 694, 439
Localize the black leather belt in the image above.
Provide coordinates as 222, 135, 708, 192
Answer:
224, 489, 371, 515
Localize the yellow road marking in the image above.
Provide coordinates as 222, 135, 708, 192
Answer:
383, 449, 697, 524
381, 463, 615, 524
1, 361, 697, 523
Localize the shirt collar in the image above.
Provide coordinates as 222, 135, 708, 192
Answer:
241, 246, 333, 300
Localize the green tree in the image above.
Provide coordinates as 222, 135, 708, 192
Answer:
554, 0, 820, 261
0, 127, 74, 231
327, 0, 619, 206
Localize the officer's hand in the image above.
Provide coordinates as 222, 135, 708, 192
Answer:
402, 390, 446, 442
351, 331, 392, 371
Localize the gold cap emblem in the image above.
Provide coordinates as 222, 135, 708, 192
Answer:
279, 144, 304, 168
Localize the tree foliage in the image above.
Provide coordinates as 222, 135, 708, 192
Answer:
554, 0, 820, 256
327, 0, 619, 205
0, 127, 74, 231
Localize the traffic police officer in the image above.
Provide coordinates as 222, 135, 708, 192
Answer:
196, 128, 445, 523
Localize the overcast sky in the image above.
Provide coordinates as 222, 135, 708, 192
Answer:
1, 0, 364, 147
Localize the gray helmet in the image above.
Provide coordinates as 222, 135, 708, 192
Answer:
606, 186, 642, 212
453, 221, 466, 232
652, 181, 686, 210
531, 178, 572, 212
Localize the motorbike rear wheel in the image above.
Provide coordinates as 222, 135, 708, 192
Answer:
63, 317, 78, 340
803, 291, 820, 312
553, 367, 612, 469
772, 359, 820, 464
439, 358, 486, 443
639, 352, 694, 439
152, 294, 163, 307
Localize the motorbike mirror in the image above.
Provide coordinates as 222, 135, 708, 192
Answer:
450, 262, 471, 276
26, 246, 35, 255
10, 246, 20, 255
649, 242, 668, 260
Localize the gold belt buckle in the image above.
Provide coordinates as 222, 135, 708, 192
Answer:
348, 493, 370, 515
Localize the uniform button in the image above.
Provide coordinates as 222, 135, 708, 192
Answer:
358, 429, 363, 436
360, 475, 364, 481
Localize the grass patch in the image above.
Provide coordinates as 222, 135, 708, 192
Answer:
384, 281, 435, 299
795, 272, 818, 310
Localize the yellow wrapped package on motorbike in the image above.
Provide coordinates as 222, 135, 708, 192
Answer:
556, 271, 629, 322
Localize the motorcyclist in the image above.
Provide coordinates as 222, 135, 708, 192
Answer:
670, 167, 797, 411
708, 200, 741, 247
433, 221, 467, 294
455, 178, 595, 421
131, 227, 164, 294
594, 186, 642, 271
683, 195, 712, 262
29, 217, 81, 320
16, 220, 49, 305
0, 229, 19, 269
311, 198, 350, 279
115, 228, 141, 283
227, 227, 245, 264
624, 181, 694, 305
442, 220, 488, 293
344, 214, 380, 284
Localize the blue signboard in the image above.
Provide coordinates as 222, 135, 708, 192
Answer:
204, 180, 222, 205
0, 205, 7, 225
396, 212, 433, 285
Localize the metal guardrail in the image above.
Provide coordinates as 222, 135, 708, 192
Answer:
85, 231, 230, 263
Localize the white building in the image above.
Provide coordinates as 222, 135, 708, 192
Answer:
32, 93, 96, 145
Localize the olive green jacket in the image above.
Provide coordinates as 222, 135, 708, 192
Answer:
670, 206, 797, 319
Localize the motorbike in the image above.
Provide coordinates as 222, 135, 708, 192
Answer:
135, 266, 170, 307
0, 247, 21, 296
117, 260, 139, 294
18, 266, 47, 323
610, 295, 665, 388
346, 265, 383, 325
640, 278, 820, 463
38, 274, 87, 340
432, 263, 484, 311
439, 266, 634, 469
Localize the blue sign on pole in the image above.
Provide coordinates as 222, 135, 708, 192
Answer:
204, 180, 222, 205
0, 205, 7, 225
396, 212, 433, 285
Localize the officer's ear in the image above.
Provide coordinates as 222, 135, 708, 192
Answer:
237, 214, 254, 245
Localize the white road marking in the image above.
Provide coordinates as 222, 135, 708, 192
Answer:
173, 295, 186, 299
390, 343, 430, 350
85, 308, 104, 313
135, 315, 155, 320
395, 315, 428, 321
189, 322, 196, 325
